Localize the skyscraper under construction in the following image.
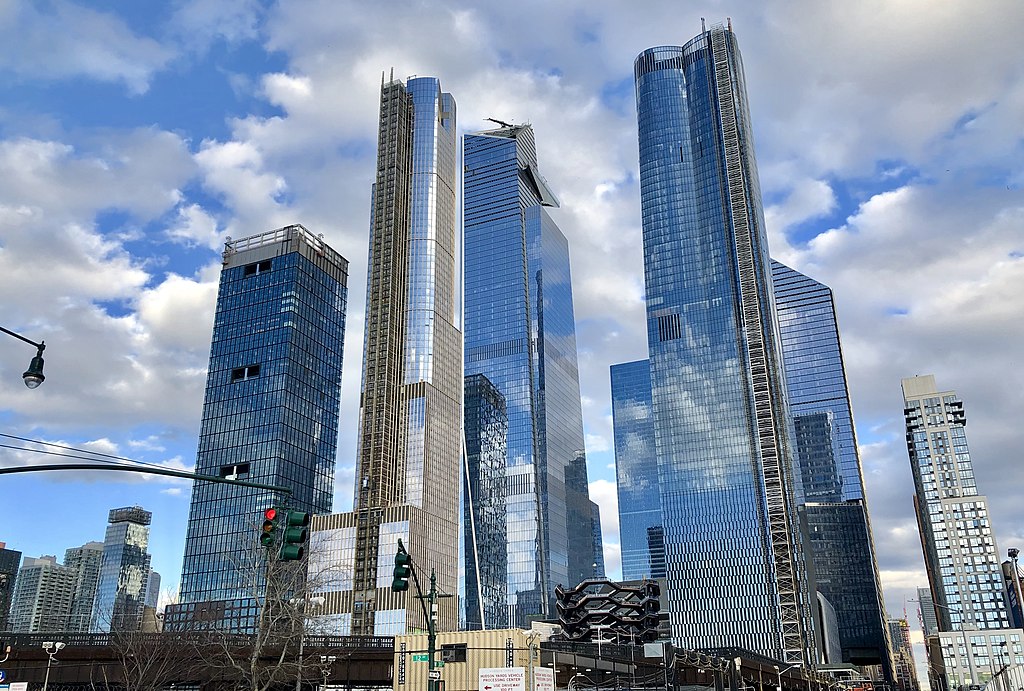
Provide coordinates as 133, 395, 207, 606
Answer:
311, 75, 461, 635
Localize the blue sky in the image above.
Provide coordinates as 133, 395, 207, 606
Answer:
2, 0, 1023, 675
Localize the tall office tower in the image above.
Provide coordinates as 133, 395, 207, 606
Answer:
611, 360, 664, 581
311, 75, 461, 636
902, 375, 1010, 631
171, 225, 349, 632
463, 122, 603, 628
632, 24, 810, 661
0, 542, 21, 631
8, 555, 76, 633
772, 260, 893, 671
888, 618, 921, 691
64, 541, 103, 632
462, 373, 509, 629
91, 506, 153, 632
145, 569, 162, 609
917, 587, 939, 636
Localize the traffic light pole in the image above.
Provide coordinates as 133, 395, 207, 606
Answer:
416, 569, 451, 691
393, 540, 451, 691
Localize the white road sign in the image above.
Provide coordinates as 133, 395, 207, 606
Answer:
479, 667, 526, 691
534, 667, 554, 691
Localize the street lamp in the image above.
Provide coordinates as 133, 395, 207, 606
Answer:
291, 595, 325, 691
774, 663, 802, 691
910, 599, 978, 689
42, 641, 65, 691
0, 325, 46, 388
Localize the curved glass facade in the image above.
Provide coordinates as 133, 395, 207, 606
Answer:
634, 26, 808, 661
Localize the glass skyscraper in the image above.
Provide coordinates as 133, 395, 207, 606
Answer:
462, 373, 509, 629
463, 123, 603, 628
632, 24, 809, 661
0, 542, 21, 632
310, 75, 462, 636
772, 260, 893, 671
91, 506, 152, 632
64, 540, 103, 632
172, 224, 348, 632
902, 375, 1009, 632
611, 360, 664, 582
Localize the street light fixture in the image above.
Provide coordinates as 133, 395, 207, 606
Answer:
909, 599, 978, 689
42, 641, 65, 691
774, 663, 802, 691
1, 326, 46, 388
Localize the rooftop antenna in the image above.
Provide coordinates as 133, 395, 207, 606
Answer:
485, 117, 515, 128
701, 17, 706, 32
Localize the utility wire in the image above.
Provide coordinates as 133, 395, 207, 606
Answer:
0, 432, 190, 472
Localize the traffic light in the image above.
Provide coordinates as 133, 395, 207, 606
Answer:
280, 510, 310, 561
392, 550, 412, 592
260, 508, 279, 548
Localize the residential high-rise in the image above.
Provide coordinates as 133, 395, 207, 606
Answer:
310, 75, 461, 636
463, 122, 603, 628
64, 541, 103, 632
0, 542, 21, 631
902, 375, 1009, 632
611, 360, 664, 582
91, 506, 153, 632
8, 555, 75, 633
632, 24, 810, 661
772, 260, 893, 671
171, 225, 349, 632
462, 373, 508, 630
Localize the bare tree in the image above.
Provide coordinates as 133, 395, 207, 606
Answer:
109, 516, 346, 691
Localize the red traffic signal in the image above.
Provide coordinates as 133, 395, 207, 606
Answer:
261, 508, 279, 547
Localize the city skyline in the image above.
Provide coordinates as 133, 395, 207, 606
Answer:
1, 3, 1022, 680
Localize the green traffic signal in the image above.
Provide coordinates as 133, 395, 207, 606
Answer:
392, 550, 412, 592
280, 510, 310, 561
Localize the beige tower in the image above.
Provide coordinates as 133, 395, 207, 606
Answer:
311, 75, 461, 636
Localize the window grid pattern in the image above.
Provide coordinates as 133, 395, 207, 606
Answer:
176, 226, 348, 632
464, 125, 602, 628
633, 26, 808, 661
351, 77, 462, 636
902, 376, 1009, 634
773, 259, 892, 669
611, 360, 665, 582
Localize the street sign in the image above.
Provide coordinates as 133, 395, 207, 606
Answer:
479, 667, 526, 691
413, 654, 429, 662
534, 668, 554, 691
429, 671, 442, 680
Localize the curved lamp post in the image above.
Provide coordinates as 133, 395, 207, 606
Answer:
0, 326, 46, 388
910, 598, 978, 689
774, 663, 802, 691
42, 641, 65, 691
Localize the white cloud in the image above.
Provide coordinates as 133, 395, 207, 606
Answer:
0, 1, 173, 93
